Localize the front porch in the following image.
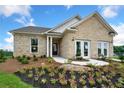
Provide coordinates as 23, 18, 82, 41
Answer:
46, 36, 61, 57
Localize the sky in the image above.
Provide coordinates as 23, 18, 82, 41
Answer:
0, 5, 124, 51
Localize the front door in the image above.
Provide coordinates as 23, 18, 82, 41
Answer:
52, 43, 58, 55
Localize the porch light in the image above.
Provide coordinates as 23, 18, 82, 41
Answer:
72, 37, 74, 41
109, 32, 115, 36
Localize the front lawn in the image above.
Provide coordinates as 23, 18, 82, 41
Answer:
0, 71, 32, 88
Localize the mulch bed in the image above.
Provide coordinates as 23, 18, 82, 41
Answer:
0, 58, 61, 73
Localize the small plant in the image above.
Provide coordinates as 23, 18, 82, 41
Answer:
88, 77, 95, 87
39, 70, 46, 76
33, 55, 38, 61
27, 56, 31, 60
87, 63, 95, 68
47, 57, 53, 63
69, 79, 77, 88
40, 55, 43, 58
41, 78, 47, 84
21, 57, 29, 64
65, 59, 72, 64
59, 77, 68, 85
43, 55, 46, 58
96, 78, 102, 84
71, 74, 76, 80
95, 72, 101, 78
98, 54, 106, 61
79, 78, 86, 86
49, 72, 55, 77
16, 55, 29, 64
50, 78, 58, 85
20, 69, 26, 74
27, 73, 33, 78
16, 56, 22, 62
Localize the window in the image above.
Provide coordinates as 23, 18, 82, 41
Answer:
31, 38, 38, 52
84, 42, 88, 56
104, 43, 107, 56
98, 42, 102, 56
76, 41, 81, 56
97, 42, 108, 57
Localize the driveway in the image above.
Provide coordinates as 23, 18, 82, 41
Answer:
53, 57, 109, 66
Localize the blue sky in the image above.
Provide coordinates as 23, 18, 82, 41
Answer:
0, 5, 124, 51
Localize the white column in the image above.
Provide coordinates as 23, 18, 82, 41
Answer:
50, 36, 53, 57
47, 36, 49, 57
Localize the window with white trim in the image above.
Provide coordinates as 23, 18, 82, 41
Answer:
31, 38, 38, 52
97, 42, 108, 57
98, 42, 102, 56
76, 41, 81, 56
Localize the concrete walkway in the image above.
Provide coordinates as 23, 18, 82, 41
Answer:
53, 56, 109, 66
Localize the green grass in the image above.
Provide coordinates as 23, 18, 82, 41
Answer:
0, 72, 32, 88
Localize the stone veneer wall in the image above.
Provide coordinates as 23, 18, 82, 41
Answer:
60, 16, 113, 59
13, 33, 46, 57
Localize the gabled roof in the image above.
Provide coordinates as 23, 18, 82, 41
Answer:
10, 26, 51, 34
70, 11, 118, 34
45, 15, 81, 34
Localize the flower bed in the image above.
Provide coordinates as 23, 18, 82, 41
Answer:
15, 63, 124, 88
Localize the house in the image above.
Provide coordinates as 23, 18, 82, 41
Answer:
10, 12, 117, 59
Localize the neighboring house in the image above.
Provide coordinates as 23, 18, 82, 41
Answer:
10, 12, 117, 59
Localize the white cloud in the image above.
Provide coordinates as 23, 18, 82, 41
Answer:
64, 5, 73, 10
0, 5, 36, 26
0, 5, 31, 17
99, 6, 120, 18
4, 32, 13, 43
2, 32, 13, 51
111, 23, 124, 46
15, 16, 35, 26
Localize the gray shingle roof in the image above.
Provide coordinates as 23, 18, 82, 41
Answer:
10, 26, 51, 34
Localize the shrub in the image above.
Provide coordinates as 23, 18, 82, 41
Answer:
118, 56, 124, 62
69, 79, 77, 88
27, 73, 33, 78
21, 57, 29, 64
33, 55, 38, 61
16, 56, 22, 62
88, 78, 95, 87
41, 78, 47, 84
43, 55, 46, 58
79, 78, 86, 86
50, 78, 58, 85
87, 63, 95, 68
27, 56, 31, 60
49, 72, 55, 77
0, 50, 6, 63
40, 55, 43, 58
47, 57, 53, 63
98, 54, 106, 61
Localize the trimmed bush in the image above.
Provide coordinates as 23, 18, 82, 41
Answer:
16, 55, 29, 64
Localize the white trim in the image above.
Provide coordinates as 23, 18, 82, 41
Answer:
97, 41, 109, 57
70, 11, 117, 35
75, 40, 90, 58
47, 36, 49, 57
50, 36, 53, 57
44, 15, 81, 34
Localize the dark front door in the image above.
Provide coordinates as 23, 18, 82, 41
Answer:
52, 43, 58, 55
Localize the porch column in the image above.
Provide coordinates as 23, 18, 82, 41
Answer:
47, 36, 49, 57
50, 36, 53, 57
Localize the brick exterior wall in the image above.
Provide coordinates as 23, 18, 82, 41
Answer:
13, 33, 46, 57
60, 16, 113, 59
